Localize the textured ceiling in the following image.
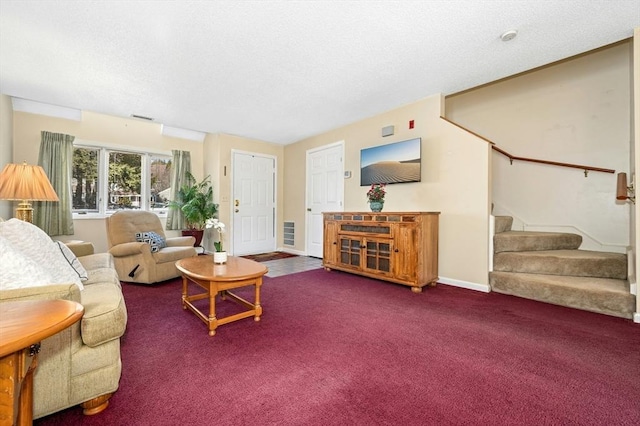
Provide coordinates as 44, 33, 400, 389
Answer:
1, 0, 638, 144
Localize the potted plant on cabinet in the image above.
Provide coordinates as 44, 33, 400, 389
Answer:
366, 183, 386, 212
168, 172, 219, 248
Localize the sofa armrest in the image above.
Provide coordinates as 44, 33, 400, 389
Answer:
165, 236, 196, 247
0, 283, 82, 304
80, 283, 127, 347
109, 241, 151, 257
65, 241, 95, 257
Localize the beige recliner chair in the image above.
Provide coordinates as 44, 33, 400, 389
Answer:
106, 211, 197, 284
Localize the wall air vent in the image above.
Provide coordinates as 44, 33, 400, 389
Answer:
130, 114, 154, 121
283, 221, 295, 246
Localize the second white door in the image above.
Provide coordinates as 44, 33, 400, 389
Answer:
306, 142, 344, 258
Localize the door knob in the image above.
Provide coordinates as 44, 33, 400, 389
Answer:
235, 200, 240, 207
235, 209, 239, 213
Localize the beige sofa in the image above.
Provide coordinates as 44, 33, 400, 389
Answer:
106, 210, 197, 284
0, 243, 127, 418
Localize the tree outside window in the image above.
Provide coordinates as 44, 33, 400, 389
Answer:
108, 152, 141, 209
72, 147, 99, 212
150, 156, 172, 210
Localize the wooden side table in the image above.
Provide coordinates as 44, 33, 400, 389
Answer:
0, 299, 84, 426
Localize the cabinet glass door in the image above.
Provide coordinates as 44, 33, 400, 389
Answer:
364, 240, 391, 274
339, 237, 361, 267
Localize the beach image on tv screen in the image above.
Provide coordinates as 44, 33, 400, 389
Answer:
360, 138, 421, 186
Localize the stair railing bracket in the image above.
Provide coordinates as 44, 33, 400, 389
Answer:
616, 172, 635, 204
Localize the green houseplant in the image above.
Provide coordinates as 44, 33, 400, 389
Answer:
168, 172, 218, 247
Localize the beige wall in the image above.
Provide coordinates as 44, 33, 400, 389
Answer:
446, 41, 632, 254
284, 94, 492, 287
202, 133, 284, 253
0, 94, 13, 219
11, 110, 205, 252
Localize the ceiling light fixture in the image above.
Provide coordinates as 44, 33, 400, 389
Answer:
500, 29, 518, 42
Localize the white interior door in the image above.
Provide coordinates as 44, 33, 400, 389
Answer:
306, 142, 344, 258
232, 151, 276, 255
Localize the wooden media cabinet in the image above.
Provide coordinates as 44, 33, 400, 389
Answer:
323, 212, 440, 292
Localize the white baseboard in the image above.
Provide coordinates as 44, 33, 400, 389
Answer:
439, 277, 490, 293
634, 312, 640, 324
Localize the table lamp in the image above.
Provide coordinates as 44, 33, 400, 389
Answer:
0, 162, 59, 223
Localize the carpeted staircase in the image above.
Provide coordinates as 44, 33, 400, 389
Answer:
490, 216, 635, 319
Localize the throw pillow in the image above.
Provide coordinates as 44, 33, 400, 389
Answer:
0, 219, 84, 290
55, 241, 89, 281
0, 235, 53, 290
135, 231, 167, 253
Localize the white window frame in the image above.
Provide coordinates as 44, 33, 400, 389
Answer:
72, 142, 171, 219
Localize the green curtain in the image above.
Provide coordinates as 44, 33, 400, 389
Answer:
34, 131, 75, 236
166, 150, 191, 230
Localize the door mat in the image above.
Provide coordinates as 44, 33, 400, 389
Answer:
241, 252, 298, 262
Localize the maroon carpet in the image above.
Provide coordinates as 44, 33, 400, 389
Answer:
36, 270, 640, 425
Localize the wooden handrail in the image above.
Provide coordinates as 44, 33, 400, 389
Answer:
440, 116, 495, 145
439, 116, 615, 176
492, 146, 614, 176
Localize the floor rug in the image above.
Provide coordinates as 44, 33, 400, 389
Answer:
34, 269, 640, 425
241, 251, 298, 262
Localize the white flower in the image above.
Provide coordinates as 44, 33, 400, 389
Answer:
205, 218, 225, 234
205, 218, 226, 252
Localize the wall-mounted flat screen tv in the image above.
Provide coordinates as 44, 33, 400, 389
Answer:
360, 137, 421, 186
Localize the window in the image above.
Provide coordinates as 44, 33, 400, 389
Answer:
72, 145, 171, 216
108, 151, 141, 210
149, 156, 172, 211
72, 147, 99, 212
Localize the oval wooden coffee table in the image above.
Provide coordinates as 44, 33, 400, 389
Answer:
176, 255, 268, 336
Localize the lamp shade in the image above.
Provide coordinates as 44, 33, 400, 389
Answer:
0, 162, 59, 201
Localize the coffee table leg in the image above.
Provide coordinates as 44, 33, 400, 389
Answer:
181, 276, 188, 309
208, 289, 218, 336
254, 279, 262, 322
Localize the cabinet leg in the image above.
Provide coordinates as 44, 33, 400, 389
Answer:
411, 286, 422, 293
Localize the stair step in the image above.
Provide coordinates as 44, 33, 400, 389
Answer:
489, 271, 634, 319
494, 231, 582, 253
494, 216, 513, 233
494, 250, 627, 279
